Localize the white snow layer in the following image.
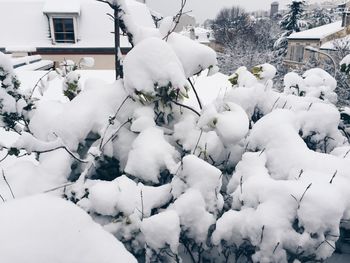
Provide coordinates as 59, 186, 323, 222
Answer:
0, 194, 137, 263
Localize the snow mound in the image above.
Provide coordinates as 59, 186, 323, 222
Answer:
123, 37, 188, 99
166, 32, 218, 78
141, 210, 181, 253
170, 188, 215, 243
85, 175, 172, 217
0, 194, 137, 263
172, 154, 223, 213
125, 127, 179, 183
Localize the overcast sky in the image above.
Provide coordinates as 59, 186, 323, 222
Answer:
147, 0, 332, 23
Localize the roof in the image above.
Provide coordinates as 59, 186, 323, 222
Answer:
320, 35, 350, 50
43, 0, 81, 14
180, 27, 214, 44
0, 0, 154, 50
288, 21, 343, 40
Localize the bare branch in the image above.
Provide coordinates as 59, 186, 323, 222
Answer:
170, 99, 200, 116
2, 169, 15, 199
188, 78, 202, 110
29, 69, 53, 98
163, 0, 188, 40
43, 182, 75, 193
99, 95, 131, 149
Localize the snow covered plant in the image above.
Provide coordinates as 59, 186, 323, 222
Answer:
57, 57, 95, 100
340, 54, 350, 75
0, 52, 32, 133
1, 1, 350, 263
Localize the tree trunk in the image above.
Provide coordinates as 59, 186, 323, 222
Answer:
114, 7, 122, 79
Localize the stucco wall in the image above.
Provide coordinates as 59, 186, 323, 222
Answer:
285, 39, 320, 64
40, 54, 115, 69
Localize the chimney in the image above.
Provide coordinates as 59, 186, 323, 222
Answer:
342, 3, 350, 27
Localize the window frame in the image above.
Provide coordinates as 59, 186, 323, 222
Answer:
49, 15, 78, 44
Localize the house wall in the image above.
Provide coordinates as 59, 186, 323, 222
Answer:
285, 24, 350, 69
285, 39, 321, 65
321, 27, 350, 44
174, 15, 196, 32
40, 54, 115, 69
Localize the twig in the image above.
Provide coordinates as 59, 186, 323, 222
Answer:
0, 152, 9, 163
96, 0, 115, 10
140, 189, 144, 220
343, 149, 350, 158
192, 129, 203, 154
296, 169, 304, 180
281, 101, 288, 109
307, 103, 313, 111
260, 225, 265, 243
240, 176, 243, 194
163, 0, 187, 41
296, 183, 312, 209
290, 194, 298, 203
2, 169, 14, 199
273, 242, 280, 254
29, 70, 53, 98
188, 78, 202, 110
180, 237, 196, 263
329, 170, 337, 184
270, 97, 280, 111
99, 95, 131, 148
259, 148, 266, 156
170, 99, 200, 116
101, 119, 132, 150
43, 182, 75, 193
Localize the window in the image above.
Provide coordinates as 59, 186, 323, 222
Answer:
290, 46, 295, 60
52, 18, 75, 43
295, 46, 304, 62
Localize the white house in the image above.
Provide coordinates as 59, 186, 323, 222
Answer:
0, 0, 155, 69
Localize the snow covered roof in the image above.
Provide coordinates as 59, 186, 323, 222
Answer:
180, 27, 214, 44
0, 0, 154, 50
320, 35, 350, 50
43, 0, 80, 14
288, 21, 343, 40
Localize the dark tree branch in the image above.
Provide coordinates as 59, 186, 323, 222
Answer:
163, 0, 187, 40
170, 99, 200, 116
188, 78, 202, 110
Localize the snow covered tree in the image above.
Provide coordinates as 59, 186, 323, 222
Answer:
274, 0, 307, 56
212, 6, 280, 74
306, 7, 336, 28
280, 0, 307, 33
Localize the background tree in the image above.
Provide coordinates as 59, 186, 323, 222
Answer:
280, 0, 307, 33
306, 7, 336, 28
212, 6, 280, 74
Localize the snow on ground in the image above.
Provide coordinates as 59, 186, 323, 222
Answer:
1, 12, 350, 260
0, 194, 137, 263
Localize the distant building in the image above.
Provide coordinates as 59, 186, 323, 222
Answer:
174, 14, 196, 32
284, 2, 350, 68
270, 1, 279, 18
0, 0, 155, 69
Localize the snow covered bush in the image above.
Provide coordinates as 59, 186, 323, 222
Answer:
1, 1, 350, 262
340, 54, 350, 75
0, 52, 32, 132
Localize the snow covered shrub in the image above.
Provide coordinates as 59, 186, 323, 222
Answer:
2, 1, 350, 263
340, 54, 350, 75
284, 68, 337, 103
0, 52, 32, 133
56, 58, 94, 100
